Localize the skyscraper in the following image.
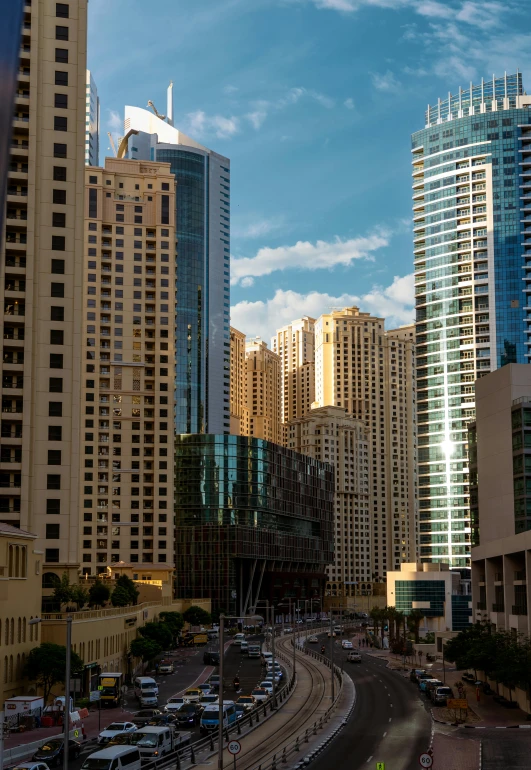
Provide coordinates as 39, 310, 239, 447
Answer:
124, 92, 230, 435
229, 326, 249, 435
85, 70, 99, 166
271, 317, 315, 423
244, 337, 282, 444
1, 0, 87, 578
314, 308, 417, 581
81, 158, 176, 573
413, 73, 531, 568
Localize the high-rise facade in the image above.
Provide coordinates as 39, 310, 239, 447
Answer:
124, 101, 230, 435
286, 405, 369, 596
1, 0, 87, 576
85, 69, 99, 166
244, 337, 282, 445
314, 308, 417, 580
413, 73, 531, 568
81, 158, 176, 573
271, 317, 315, 423
229, 326, 249, 436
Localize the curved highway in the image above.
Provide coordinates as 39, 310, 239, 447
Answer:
312, 633, 431, 770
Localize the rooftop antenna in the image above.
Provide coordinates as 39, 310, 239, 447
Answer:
167, 81, 174, 126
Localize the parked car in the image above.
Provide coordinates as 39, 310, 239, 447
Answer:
32, 739, 82, 766
98, 722, 137, 745
251, 687, 269, 702
425, 680, 443, 698
416, 672, 434, 688
432, 686, 453, 706
175, 703, 202, 727
419, 678, 441, 693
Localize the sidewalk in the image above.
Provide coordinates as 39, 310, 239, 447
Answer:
431, 732, 479, 770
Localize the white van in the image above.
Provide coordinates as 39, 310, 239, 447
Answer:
129, 726, 174, 759
81, 745, 142, 770
134, 676, 158, 698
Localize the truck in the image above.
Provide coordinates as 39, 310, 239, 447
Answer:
98, 672, 124, 707
182, 633, 208, 646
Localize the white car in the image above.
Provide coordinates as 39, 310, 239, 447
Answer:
98, 721, 137, 745
251, 687, 269, 702
13, 764, 51, 770
260, 680, 274, 695
158, 661, 174, 674
308, 636, 319, 643
342, 640, 353, 649
232, 633, 246, 646
165, 696, 185, 712
284, 627, 293, 634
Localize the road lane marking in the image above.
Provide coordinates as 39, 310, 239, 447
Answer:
389, 717, 392, 722
383, 731, 387, 737
366, 756, 373, 764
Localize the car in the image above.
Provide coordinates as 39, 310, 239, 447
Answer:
165, 696, 185, 712
236, 695, 256, 712
267, 670, 282, 682
131, 710, 162, 726
235, 703, 246, 719
334, 626, 343, 635
419, 678, 441, 693
308, 636, 319, 643
158, 661, 174, 675
410, 668, 426, 683
416, 672, 434, 688
232, 633, 246, 646
98, 722, 137, 745
208, 674, 221, 691
425, 680, 443, 697
32, 739, 82, 766
284, 627, 293, 634
251, 687, 269, 702
13, 764, 52, 770
198, 683, 211, 695
183, 687, 203, 703
260, 681, 274, 695
347, 651, 362, 663
433, 686, 453, 706
296, 619, 304, 624
327, 631, 336, 638
105, 733, 134, 748
175, 703, 202, 726
199, 694, 219, 708
146, 713, 177, 726
341, 640, 353, 649
240, 641, 249, 653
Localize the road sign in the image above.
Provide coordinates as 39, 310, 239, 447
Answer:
228, 741, 241, 755
90, 691, 101, 702
97, 685, 103, 691
419, 753, 433, 768
376, 763, 385, 770
447, 698, 468, 710
73, 729, 79, 738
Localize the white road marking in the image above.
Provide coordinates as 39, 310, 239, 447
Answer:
389, 717, 392, 722
383, 731, 387, 737
366, 756, 373, 764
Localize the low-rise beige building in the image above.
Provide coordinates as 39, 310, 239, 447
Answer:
0, 523, 43, 705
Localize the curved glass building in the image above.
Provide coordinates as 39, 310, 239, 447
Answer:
124, 104, 230, 435
413, 73, 531, 568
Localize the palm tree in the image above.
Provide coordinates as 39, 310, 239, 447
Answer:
370, 607, 382, 638
394, 610, 405, 640
408, 609, 425, 644
386, 606, 398, 642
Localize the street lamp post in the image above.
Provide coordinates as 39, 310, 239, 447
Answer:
29, 615, 72, 770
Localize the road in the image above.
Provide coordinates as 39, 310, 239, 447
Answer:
312, 633, 432, 770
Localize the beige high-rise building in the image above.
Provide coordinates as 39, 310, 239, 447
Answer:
315, 308, 417, 579
271, 317, 315, 423
229, 326, 249, 435
1, 0, 87, 577
81, 158, 176, 573
244, 337, 281, 444
287, 406, 370, 592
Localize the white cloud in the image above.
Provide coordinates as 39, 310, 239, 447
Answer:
246, 110, 268, 129
107, 109, 122, 131
231, 232, 388, 285
223, 85, 239, 94
185, 110, 240, 139
344, 97, 355, 109
230, 276, 414, 340
232, 216, 287, 239
371, 70, 401, 91
240, 277, 255, 288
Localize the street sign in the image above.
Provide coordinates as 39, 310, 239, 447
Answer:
90, 691, 101, 702
376, 763, 385, 770
447, 698, 468, 710
73, 729, 80, 738
228, 741, 241, 755
97, 685, 103, 691
419, 753, 433, 768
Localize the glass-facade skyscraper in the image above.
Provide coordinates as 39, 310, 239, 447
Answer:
124, 103, 230, 435
413, 73, 531, 568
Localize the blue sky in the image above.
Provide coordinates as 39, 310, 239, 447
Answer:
88, 0, 530, 340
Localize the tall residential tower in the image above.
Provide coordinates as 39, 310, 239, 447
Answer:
413, 73, 531, 567
1, 0, 87, 577
124, 93, 230, 435
85, 70, 99, 166
271, 317, 315, 423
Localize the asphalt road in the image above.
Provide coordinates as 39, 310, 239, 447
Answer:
458, 728, 531, 770
311, 634, 432, 770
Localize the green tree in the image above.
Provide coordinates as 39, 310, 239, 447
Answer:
111, 586, 131, 607
407, 609, 425, 644
386, 607, 399, 642
130, 637, 162, 662
24, 642, 84, 705
88, 579, 111, 608
159, 611, 184, 644
183, 605, 212, 627
369, 607, 382, 637
71, 584, 89, 610
139, 621, 172, 650
52, 573, 73, 606
115, 574, 139, 605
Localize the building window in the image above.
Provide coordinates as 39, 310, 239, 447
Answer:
46, 524, 60, 540
51, 236, 65, 251
51, 306, 64, 321
52, 212, 66, 228
53, 166, 67, 181
55, 48, 68, 63
48, 450, 62, 465
51, 283, 64, 298
53, 189, 67, 205
54, 93, 68, 109
55, 71, 68, 86
50, 330, 64, 345
48, 402, 63, 417
48, 378, 63, 393
45, 549, 60, 564
46, 499, 61, 515
88, 188, 98, 219
53, 143, 67, 158
161, 195, 169, 225
55, 25, 69, 40
51, 259, 65, 274
54, 116, 68, 132
56, 3, 69, 18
